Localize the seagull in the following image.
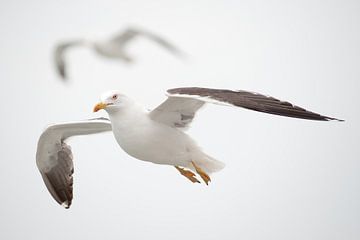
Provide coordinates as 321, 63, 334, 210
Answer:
36, 87, 343, 208
54, 27, 185, 80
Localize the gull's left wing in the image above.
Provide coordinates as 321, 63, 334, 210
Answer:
36, 118, 111, 209
110, 27, 185, 57
149, 96, 205, 129
149, 87, 343, 129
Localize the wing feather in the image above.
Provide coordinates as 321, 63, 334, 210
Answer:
110, 27, 185, 57
149, 87, 342, 129
149, 97, 204, 129
110, 28, 139, 46
36, 118, 111, 208
54, 40, 85, 80
167, 87, 343, 121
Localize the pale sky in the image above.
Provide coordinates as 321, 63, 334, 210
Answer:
0, 0, 359, 239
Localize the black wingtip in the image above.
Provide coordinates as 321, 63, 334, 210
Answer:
62, 201, 71, 209
326, 117, 345, 122
60, 73, 68, 82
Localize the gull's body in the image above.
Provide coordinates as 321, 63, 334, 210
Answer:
36, 87, 342, 208
106, 97, 223, 172
54, 27, 185, 80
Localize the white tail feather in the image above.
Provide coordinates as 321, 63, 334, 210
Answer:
190, 152, 225, 174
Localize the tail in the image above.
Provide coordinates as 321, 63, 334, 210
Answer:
190, 152, 225, 174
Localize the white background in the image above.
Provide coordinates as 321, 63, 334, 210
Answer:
0, 0, 359, 239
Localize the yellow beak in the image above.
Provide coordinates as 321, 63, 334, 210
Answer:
93, 102, 108, 112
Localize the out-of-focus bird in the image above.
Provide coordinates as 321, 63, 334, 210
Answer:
54, 27, 186, 80
36, 87, 343, 208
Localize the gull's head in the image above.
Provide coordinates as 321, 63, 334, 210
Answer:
93, 90, 131, 113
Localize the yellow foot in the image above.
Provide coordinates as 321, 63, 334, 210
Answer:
175, 166, 200, 183
191, 161, 211, 185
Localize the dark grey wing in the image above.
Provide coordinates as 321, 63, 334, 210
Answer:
39, 142, 74, 208
36, 118, 112, 208
167, 87, 343, 121
149, 87, 343, 129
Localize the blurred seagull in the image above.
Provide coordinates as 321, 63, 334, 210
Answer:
54, 27, 185, 80
36, 87, 343, 208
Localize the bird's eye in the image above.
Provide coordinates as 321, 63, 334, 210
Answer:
112, 94, 118, 100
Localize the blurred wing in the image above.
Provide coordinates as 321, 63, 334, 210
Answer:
36, 118, 112, 208
140, 29, 185, 57
54, 40, 85, 80
149, 87, 342, 129
111, 27, 185, 57
110, 28, 140, 46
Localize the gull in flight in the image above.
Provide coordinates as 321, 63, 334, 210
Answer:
54, 27, 185, 80
36, 87, 343, 208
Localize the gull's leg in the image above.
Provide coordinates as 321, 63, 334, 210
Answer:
191, 161, 211, 185
175, 166, 200, 184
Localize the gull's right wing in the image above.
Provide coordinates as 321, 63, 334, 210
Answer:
149, 87, 343, 130
36, 118, 111, 209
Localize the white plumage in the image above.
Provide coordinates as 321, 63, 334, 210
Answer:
36, 87, 342, 208
105, 94, 224, 172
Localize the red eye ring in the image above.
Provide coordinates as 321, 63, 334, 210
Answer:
112, 94, 118, 100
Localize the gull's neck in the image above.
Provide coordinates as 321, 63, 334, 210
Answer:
106, 102, 149, 130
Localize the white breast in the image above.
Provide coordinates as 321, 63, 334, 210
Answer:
109, 107, 193, 166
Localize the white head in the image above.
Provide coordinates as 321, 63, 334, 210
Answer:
93, 90, 134, 114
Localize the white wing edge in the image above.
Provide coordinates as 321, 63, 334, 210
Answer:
165, 92, 235, 108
